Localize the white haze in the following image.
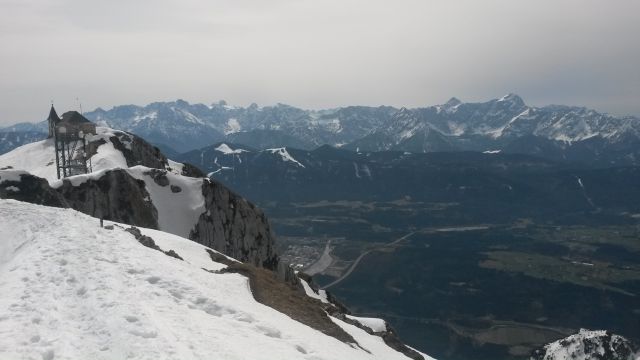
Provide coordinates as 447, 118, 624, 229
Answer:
0, 0, 639, 125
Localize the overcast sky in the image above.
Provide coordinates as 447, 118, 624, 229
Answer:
0, 0, 639, 125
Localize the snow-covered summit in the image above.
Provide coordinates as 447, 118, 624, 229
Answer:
531, 329, 639, 360
0, 126, 178, 186
0, 199, 426, 360
497, 93, 525, 107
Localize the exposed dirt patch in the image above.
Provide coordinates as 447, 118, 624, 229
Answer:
222, 263, 356, 344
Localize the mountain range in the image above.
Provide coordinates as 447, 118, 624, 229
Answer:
3, 95, 640, 166
1, 112, 639, 360
175, 141, 640, 224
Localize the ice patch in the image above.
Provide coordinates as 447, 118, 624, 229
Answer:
215, 144, 247, 155
345, 315, 387, 333
299, 279, 329, 303
265, 148, 305, 168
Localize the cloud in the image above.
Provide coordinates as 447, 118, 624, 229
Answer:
0, 0, 638, 124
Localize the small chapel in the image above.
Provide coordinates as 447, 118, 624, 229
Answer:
47, 105, 97, 179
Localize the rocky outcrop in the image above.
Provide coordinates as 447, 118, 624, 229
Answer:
190, 178, 279, 270
108, 131, 168, 170
531, 329, 639, 360
179, 162, 206, 178
0, 168, 278, 270
0, 171, 67, 207
1, 128, 278, 269
125, 226, 184, 260
106, 131, 205, 178
56, 170, 159, 229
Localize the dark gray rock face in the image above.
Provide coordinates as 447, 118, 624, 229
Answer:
56, 170, 159, 229
190, 178, 279, 270
143, 168, 170, 186
108, 132, 168, 170
102, 130, 204, 178
179, 162, 206, 178
0, 173, 68, 207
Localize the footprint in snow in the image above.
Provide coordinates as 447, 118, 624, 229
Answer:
41, 349, 54, 360
129, 329, 157, 338
233, 313, 255, 323
256, 325, 282, 338
124, 316, 139, 323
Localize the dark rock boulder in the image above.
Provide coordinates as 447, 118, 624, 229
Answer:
180, 162, 206, 178
56, 170, 159, 229
125, 226, 184, 260
0, 172, 68, 207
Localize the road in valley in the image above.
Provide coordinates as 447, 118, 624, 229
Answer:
304, 239, 333, 276
321, 232, 415, 290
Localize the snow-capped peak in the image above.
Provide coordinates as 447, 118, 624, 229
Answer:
497, 93, 525, 107
444, 97, 462, 108
532, 329, 639, 360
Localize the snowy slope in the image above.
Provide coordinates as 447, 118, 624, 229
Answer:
0, 199, 423, 360
0, 128, 202, 238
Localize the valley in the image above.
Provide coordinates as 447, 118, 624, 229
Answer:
254, 197, 640, 360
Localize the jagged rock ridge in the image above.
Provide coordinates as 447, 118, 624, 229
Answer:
0, 127, 277, 269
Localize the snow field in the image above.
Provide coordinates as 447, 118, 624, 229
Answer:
0, 200, 418, 360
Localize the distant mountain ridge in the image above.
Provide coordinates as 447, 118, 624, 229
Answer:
3, 95, 639, 166
348, 94, 640, 150
175, 142, 640, 224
